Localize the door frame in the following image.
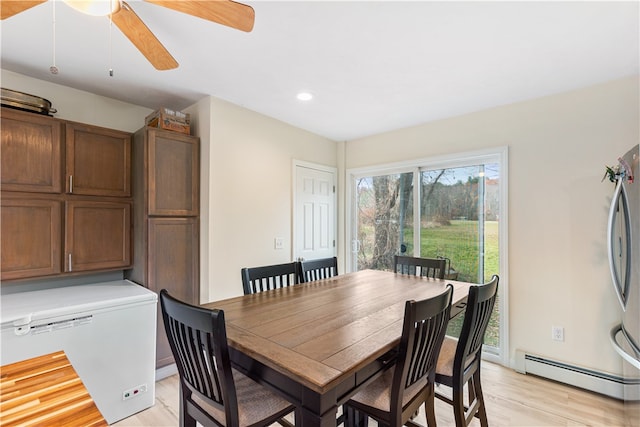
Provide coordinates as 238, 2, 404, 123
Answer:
292, 160, 338, 262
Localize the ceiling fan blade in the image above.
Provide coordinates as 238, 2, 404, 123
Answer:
111, 1, 178, 70
144, 0, 254, 32
1, 0, 46, 20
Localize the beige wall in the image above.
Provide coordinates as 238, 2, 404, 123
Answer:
345, 76, 639, 375
197, 97, 338, 301
1, 70, 151, 131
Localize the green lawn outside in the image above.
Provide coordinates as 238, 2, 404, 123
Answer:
407, 220, 500, 347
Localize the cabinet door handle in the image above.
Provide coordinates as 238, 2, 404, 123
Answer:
68, 253, 72, 272
69, 175, 73, 193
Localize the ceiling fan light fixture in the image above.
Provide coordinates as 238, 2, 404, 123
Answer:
64, 0, 121, 16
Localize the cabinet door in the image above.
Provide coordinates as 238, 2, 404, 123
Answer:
65, 200, 131, 272
1, 108, 62, 193
1, 195, 62, 280
148, 129, 199, 216
66, 123, 131, 197
147, 217, 199, 367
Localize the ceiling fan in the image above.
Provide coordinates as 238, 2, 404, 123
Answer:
1, 0, 255, 70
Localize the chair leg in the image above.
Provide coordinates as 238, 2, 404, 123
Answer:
451, 380, 467, 427
179, 387, 196, 427
425, 386, 438, 427
472, 370, 488, 427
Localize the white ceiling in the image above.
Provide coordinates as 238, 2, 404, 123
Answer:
1, 1, 638, 141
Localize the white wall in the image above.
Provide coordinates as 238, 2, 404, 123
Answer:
198, 96, 338, 301
344, 75, 640, 375
183, 98, 212, 305
1, 70, 151, 131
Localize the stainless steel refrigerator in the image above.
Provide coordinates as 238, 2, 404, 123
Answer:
608, 144, 640, 426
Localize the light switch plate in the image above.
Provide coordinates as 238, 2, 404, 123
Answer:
274, 237, 284, 249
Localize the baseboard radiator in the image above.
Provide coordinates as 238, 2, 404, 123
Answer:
515, 350, 628, 400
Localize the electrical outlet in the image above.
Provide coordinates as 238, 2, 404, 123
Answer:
122, 383, 148, 401
551, 326, 564, 342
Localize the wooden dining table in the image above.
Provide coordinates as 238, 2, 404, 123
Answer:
0, 350, 107, 427
202, 269, 473, 427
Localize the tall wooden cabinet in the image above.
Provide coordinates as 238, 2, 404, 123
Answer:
126, 127, 200, 368
1, 108, 132, 281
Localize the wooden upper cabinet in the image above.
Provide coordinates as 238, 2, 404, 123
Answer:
66, 122, 131, 197
1, 194, 62, 280
147, 128, 199, 216
65, 200, 132, 273
1, 111, 133, 282
1, 108, 62, 193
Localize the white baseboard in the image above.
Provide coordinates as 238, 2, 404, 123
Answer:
515, 350, 629, 400
155, 363, 178, 381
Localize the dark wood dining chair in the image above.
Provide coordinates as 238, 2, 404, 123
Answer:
434, 275, 499, 427
160, 289, 296, 427
241, 262, 300, 295
343, 284, 454, 427
299, 256, 338, 282
394, 255, 447, 279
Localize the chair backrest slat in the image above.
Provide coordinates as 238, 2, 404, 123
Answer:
394, 255, 447, 279
392, 284, 453, 410
241, 262, 300, 295
457, 275, 499, 367
299, 257, 338, 283
160, 290, 238, 424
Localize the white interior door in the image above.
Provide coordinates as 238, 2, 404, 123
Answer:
294, 162, 336, 262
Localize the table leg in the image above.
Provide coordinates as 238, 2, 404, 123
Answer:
296, 403, 340, 427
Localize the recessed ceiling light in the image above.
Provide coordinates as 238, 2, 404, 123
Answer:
297, 92, 313, 101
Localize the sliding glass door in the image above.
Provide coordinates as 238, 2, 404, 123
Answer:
349, 148, 507, 361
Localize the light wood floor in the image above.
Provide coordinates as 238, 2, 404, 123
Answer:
113, 361, 625, 426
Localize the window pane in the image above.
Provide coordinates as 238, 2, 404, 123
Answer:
355, 172, 413, 271
420, 164, 500, 349
420, 166, 482, 282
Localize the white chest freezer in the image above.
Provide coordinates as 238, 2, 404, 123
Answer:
1, 280, 157, 424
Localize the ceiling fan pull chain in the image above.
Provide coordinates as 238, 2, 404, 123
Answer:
50, 0, 58, 75
109, 2, 114, 77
